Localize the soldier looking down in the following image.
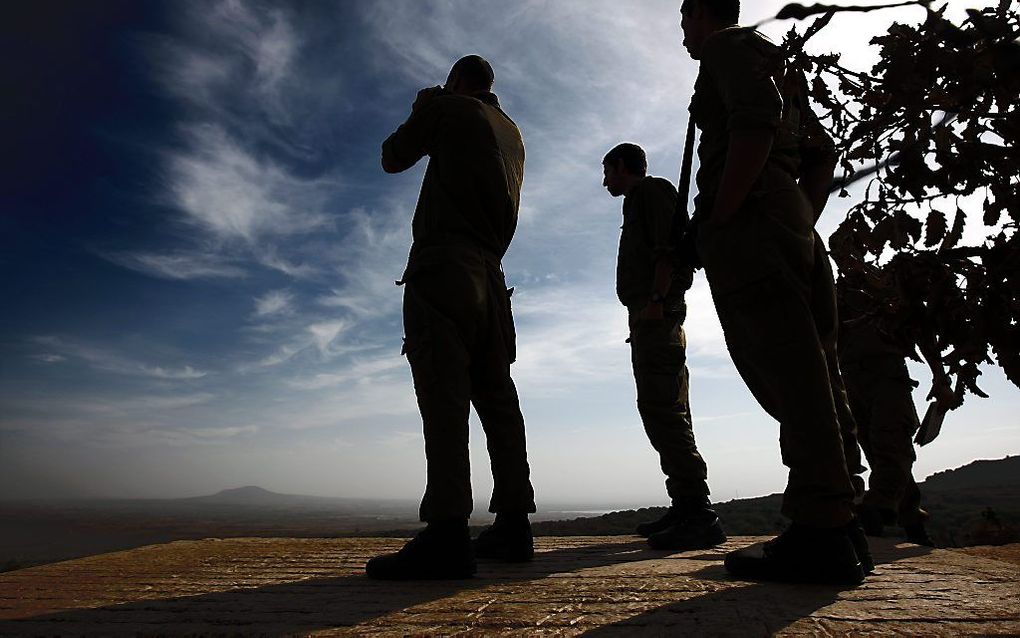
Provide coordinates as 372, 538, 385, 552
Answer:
601, 142, 726, 551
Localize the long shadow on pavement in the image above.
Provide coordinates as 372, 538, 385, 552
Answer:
0, 539, 660, 634
0, 538, 935, 635
582, 539, 935, 636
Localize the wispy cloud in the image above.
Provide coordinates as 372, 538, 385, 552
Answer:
31, 336, 210, 380
252, 345, 299, 369
30, 353, 66, 364
317, 205, 409, 321
98, 424, 259, 448
255, 246, 319, 278
286, 353, 404, 391
168, 124, 332, 243
110, 0, 348, 290
142, 365, 208, 380
253, 289, 294, 318
511, 286, 628, 396
307, 319, 348, 355
60, 392, 217, 415
102, 250, 247, 280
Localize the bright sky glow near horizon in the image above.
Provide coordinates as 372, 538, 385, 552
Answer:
2, 0, 1017, 510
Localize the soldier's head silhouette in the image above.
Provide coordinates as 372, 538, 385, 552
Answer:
445, 55, 495, 95
602, 143, 646, 198
680, 0, 740, 59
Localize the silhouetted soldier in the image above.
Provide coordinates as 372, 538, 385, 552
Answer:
679, 0, 871, 584
786, 64, 869, 505
601, 142, 726, 550
368, 55, 536, 580
836, 261, 958, 547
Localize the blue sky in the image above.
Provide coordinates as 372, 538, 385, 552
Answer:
2, 0, 1017, 509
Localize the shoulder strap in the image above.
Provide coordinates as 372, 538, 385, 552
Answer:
671, 114, 697, 242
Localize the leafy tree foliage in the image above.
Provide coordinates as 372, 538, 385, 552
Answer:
773, 1, 1019, 403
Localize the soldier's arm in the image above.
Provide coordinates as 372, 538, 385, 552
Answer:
712, 131, 774, 225
702, 35, 783, 225
800, 155, 837, 222
381, 88, 446, 174
797, 76, 838, 222
641, 182, 678, 320
648, 181, 678, 297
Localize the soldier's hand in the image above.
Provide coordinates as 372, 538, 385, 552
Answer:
411, 85, 446, 113
640, 302, 664, 321
678, 232, 703, 270
927, 378, 961, 411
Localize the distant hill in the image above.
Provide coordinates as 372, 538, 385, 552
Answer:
179, 486, 351, 506
0, 488, 420, 572
174, 486, 414, 511
532, 456, 1020, 547
922, 455, 1020, 491
182, 486, 302, 505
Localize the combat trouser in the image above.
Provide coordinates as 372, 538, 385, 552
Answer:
628, 308, 711, 504
401, 245, 536, 522
842, 356, 926, 526
810, 232, 866, 500
696, 186, 856, 528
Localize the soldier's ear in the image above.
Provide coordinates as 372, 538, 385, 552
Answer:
444, 69, 460, 92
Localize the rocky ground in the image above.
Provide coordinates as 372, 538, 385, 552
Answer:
1, 536, 1017, 635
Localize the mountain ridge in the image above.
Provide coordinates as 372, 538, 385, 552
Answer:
530, 455, 1020, 545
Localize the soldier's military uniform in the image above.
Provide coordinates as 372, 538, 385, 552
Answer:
812, 234, 867, 500
783, 63, 866, 500
689, 26, 857, 528
617, 175, 709, 506
837, 283, 927, 529
382, 88, 536, 523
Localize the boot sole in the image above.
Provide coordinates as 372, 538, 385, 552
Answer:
647, 528, 727, 551
635, 523, 674, 538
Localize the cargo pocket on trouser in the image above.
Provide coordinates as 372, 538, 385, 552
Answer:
630, 317, 685, 376
401, 282, 439, 394
634, 369, 684, 411
401, 334, 436, 393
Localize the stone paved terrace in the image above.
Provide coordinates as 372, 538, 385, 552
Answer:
1, 536, 1018, 636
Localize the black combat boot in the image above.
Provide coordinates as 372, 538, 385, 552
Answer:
903, 522, 935, 547
856, 502, 896, 537
635, 507, 683, 538
724, 522, 866, 586
845, 517, 875, 574
647, 508, 727, 551
365, 519, 475, 580
473, 512, 533, 562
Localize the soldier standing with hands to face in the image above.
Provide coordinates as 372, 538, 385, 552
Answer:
678, 0, 871, 584
601, 143, 726, 551
368, 55, 537, 580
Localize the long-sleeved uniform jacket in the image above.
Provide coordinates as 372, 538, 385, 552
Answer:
382, 89, 525, 277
